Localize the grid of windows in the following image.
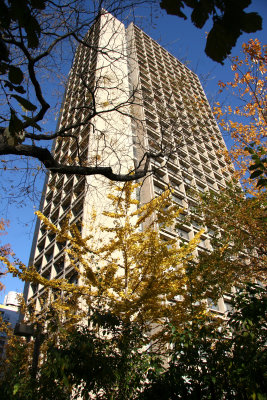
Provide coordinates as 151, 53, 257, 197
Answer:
127, 24, 233, 260
25, 19, 101, 308
26, 14, 235, 315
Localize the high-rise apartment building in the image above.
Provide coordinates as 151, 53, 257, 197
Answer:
24, 12, 234, 314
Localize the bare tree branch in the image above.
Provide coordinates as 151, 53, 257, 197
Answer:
0, 143, 158, 181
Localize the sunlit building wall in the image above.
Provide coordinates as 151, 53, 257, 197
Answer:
24, 12, 234, 315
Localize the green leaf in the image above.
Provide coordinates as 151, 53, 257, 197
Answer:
25, 16, 41, 48
30, 0, 46, 10
257, 178, 267, 188
250, 170, 263, 179
22, 115, 42, 131
14, 85, 26, 94
8, 66, 24, 85
0, 39, 10, 62
257, 393, 267, 400
13, 383, 20, 395
191, 2, 212, 29
249, 163, 261, 171
160, 0, 187, 20
4, 81, 26, 94
12, 95, 37, 111
205, 21, 239, 64
9, 110, 24, 134
245, 146, 255, 155
240, 12, 262, 33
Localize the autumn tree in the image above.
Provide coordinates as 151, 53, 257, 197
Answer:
1, 183, 265, 398
182, 183, 267, 307
2, 182, 205, 335
0, 218, 13, 290
213, 38, 266, 191
0, 181, 206, 398
141, 283, 267, 400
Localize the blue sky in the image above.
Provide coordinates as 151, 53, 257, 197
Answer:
0, 1, 266, 302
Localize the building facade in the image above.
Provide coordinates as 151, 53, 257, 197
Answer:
24, 12, 234, 314
0, 291, 21, 357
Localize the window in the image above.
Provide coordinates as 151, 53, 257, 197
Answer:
172, 194, 183, 205
207, 298, 219, 311
198, 239, 206, 249
192, 220, 201, 229
196, 183, 205, 192
37, 239, 45, 253
34, 260, 42, 273
154, 184, 164, 195
54, 257, 64, 275
31, 283, 38, 294
224, 301, 233, 313
177, 228, 189, 240
45, 250, 53, 263
68, 274, 78, 285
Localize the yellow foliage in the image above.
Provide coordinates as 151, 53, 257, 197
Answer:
1, 182, 208, 342
213, 39, 266, 195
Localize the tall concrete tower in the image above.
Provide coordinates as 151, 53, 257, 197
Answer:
25, 12, 234, 314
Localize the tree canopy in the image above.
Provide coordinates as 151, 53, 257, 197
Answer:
213, 38, 266, 191
0, 180, 266, 398
189, 184, 267, 303
1, 182, 206, 336
142, 283, 267, 400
